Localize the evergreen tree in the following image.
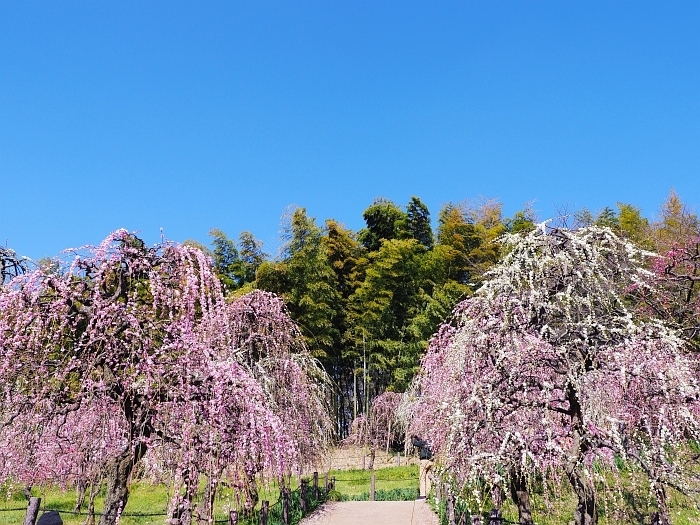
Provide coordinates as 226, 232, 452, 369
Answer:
209, 228, 244, 292
358, 198, 407, 252
206, 229, 267, 293
595, 206, 619, 229
505, 205, 536, 234
347, 238, 425, 392
401, 196, 433, 249
238, 231, 267, 284
616, 203, 650, 246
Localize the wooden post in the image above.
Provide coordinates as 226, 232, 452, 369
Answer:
23, 497, 41, 525
370, 473, 376, 501
324, 472, 329, 494
331, 477, 336, 490
397, 452, 400, 466
228, 510, 238, 525
260, 501, 269, 525
446, 491, 456, 525
300, 480, 308, 514
362, 452, 366, 470
313, 471, 319, 500
282, 487, 290, 525
488, 508, 502, 525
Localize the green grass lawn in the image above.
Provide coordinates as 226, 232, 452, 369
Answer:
330, 465, 418, 498
0, 466, 419, 525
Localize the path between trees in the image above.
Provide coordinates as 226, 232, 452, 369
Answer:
299, 500, 439, 525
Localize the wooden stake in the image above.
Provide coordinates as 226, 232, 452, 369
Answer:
282, 488, 290, 525
300, 480, 308, 514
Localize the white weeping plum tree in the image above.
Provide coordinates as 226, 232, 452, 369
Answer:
0, 230, 331, 525
407, 225, 700, 525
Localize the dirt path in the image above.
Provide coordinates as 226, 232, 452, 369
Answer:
299, 500, 439, 525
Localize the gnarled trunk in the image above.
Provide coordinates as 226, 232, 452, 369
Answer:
509, 465, 533, 524
565, 388, 596, 525
99, 442, 147, 525
565, 465, 596, 525
651, 483, 670, 525
195, 472, 220, 524
491, 482, 503, 510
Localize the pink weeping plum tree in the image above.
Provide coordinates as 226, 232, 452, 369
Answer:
0, 230, 331, 525
407, 226, 700, 525
344, 391, 403, 470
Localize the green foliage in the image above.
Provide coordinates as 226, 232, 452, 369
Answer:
358, 198, 407, 252
206, 228, 267, 293
617, 203, 650, 246
265, 208, 342, 362
400, 196, 433, 249
595, 206, 619, 229
505, 206, 536, 234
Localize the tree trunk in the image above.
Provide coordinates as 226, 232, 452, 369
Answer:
565, 388, 596, 525
99, 443, 147, 525
244, 469, 259, 516
175, 465, 199, 525
23, 497, 41, 525
196, 473, 220, 524
368, 448, 376, 471
508, 466, 533, 525
491, 482, 503, 510
75, 480, 87, 514
652, 483, 670, 525
565, 464, 596, 525
84, 481, 99, 525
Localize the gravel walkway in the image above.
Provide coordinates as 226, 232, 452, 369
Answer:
299, 500, 439, 525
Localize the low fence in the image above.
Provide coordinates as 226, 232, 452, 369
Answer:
4, 472, 331, 525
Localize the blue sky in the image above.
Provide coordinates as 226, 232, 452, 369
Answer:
2, 2, 699, 260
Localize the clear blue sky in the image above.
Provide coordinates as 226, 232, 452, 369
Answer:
2, 2, 699, 260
